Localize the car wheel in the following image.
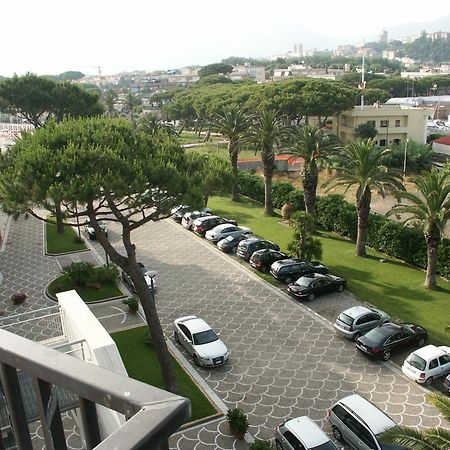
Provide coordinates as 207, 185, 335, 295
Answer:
333, 427, 342, 441
308, 293, 315, 301
193, 355, 200, 366
352, 332, 362, 341
382, 350, 391, 361
417, 337, 426, 347
337, 285, 344, 292
174, 332, 180, 344
425, 376, 434, 386
275, 440, 283, 450
285, 277, 292, 284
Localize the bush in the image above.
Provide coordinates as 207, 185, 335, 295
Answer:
272, 182, 295, 209
95, 264, 119, 284
226, 407, 248, 436
238, 173, 264, 203
62, 261, 95, 287
249, 440, 273, 450
287, 190, 305, 212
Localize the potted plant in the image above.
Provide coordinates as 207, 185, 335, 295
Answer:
11, 293, 27, 304
122, 296, 139, 313
249, 440, 273, 450
226, 407, 248, 439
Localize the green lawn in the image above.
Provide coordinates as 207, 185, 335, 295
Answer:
208, 195, 450, 346
46, 218, 86, 254
111, 327, 217, 423
47, 274, 123, 302
185, 143, 258, 161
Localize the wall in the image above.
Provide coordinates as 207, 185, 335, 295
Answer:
57, 291, 126, 441
432, 142, 450, 156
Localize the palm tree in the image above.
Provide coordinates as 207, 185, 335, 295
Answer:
324, 140, 404, 256
387, 169, 450, 289
121, 90, 141, 124
211, 105, 250, 201
104, 90, 118, 116
137, 113, 176, 137
246, 109, 287, 215
285, 125, 339, 215
380, 393, 450, 450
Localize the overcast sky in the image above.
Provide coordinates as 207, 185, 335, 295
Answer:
2, 0, 450, 76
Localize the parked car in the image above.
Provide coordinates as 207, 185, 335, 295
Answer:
236, 237, 280, 261
217, 234, 252, 253
356, 322, 428, 361
249, 249, 288, 272
270, 259, 328, 284
444, 373, 450, 393
173, 315, 229, 367
402, 344, 450, 386
171, 205, 191, 223
287, 273, 346, 301
193, 216, 238, 237
329, 394, 406, 450
275, 416, 338, 450
181, 210, 212, 230
205, 224, 251, 243
122, 262, 156, 292
334, 306, 390, 341
84, 217, 108, 240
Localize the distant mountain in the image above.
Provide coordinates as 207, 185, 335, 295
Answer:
387, 14, 450, 40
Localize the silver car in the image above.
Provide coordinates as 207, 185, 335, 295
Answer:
205, 224, 252, 243
329, 394, 404, 450
173, 316, 229, 367
334, 306, 389, 340
275, 416, 338, 450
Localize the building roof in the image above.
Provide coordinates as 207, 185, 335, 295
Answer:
433, 135, 450, 145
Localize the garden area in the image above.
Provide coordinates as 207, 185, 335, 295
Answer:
111, 326, 217, 423
208, 194, 450, 346
46, 217, 86, 254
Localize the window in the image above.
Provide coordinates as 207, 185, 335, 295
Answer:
332, 404, 348, 421
439, 355, 450, 365
429, 359, 439, 369
379, 139, 387, 147
283, 431, 305, 450
380, 120, 389, 127
395, 120, 401, 127
179, 324, 192, 341
367, 120, 376, 127
393, 139, 401, 144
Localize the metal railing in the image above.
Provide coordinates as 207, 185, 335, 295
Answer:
0, 329, 190, 450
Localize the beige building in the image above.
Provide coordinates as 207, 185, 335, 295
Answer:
333, 105, 433, 146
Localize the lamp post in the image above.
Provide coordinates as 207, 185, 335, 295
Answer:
403, 139, 408, 181
148, 270, 157, 303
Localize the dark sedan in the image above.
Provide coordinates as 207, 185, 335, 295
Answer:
249, 249, 288, 272
192, 215, 237, 237
236, 237, 280, 261
217, 234, 251, 253
287, 273, 346, 301
270, 259, 328, 284
356, 322, 428, 361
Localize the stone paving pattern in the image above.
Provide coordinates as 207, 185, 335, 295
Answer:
1, 215, 449, 450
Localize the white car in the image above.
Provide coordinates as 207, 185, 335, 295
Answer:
181, 210, 211, 230
84, 217, 108, 240
205, 224, 251, 243
402, 345, 450, 385
173, 316, 229, 367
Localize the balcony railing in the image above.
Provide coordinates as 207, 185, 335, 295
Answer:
0, 329, 190, 450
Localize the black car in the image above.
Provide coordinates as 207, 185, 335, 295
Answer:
270, 259, 328, 284
236, 237, 280, 261
171, 205, 190, 223
249, 249, 288, 272
287, 273, 346, 301
217, 234, 251, 253
192, 215, 237, 236
356, 322, 428, 361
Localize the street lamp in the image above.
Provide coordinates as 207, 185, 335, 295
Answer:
403, 139, 408, 181
148, 270, 157, 304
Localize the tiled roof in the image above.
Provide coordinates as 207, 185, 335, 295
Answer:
433, 135, 450, 145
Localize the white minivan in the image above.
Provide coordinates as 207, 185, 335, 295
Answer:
402, 345, 450, 385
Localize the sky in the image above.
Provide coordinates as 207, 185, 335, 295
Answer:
2, 0, 450, 77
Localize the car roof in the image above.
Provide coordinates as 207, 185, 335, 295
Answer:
409, 345, 450, 360
336, 395, 396, 435
211, 223, 234, 232
196, 215, 220, 222
341, 306, 372, 318
175, 316, 211, 334
285, 416, 329, 447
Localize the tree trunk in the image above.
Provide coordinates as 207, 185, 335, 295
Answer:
263, 149, 274, 216
355, 186, 371, 257
424, 233, 440, 289
229, 142, 239, 202
54, 202, 65, 234
302, 164, 318, 215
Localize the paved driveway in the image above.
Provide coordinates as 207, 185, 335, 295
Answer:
103, 219, 448, 448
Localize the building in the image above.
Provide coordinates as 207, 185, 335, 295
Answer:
333, 105, 432, 146
230, 64, 266, 83
432, 135, 450, 167
379, 29, 388, 44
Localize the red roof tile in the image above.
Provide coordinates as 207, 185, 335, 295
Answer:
433, 135, 450, 145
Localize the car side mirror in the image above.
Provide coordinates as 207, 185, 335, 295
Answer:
187, 339, 192, 344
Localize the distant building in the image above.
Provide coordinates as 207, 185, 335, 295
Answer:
379, 29, 388, 44
336, 45, 357, 56
333, 105, 432, 146
230, 64, 266, 83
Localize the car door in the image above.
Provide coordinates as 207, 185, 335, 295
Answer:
385, 331, 410, 353
438, 354, 450, 377
178, 324, 194, 356
281, 430, 306, 450
312, 279, 326, 296
357, 313, 380, 334
343, 415, 376, 450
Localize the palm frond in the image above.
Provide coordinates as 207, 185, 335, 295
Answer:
427, 393, 450, 421
380, 426, 438, 450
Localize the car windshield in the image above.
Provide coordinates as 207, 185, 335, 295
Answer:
294, 277, 312, 287
337, 313, 354, 326
407, 354, 427, 370
312, 442, 338, 450
193, 330, 219, 345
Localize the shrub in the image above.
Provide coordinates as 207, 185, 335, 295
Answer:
122, 296, 139, 312
62, 261, 95, 287
249, 440, 273, 450
95, 264, 119, 284
272, 182, 295, 209
287, 189, 305, 212
226, 407, 249, 437
238, 173, 264, 203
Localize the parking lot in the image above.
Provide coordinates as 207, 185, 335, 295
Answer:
92, 218, 448, 448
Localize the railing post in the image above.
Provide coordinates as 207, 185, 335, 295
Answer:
32, 377, 67, 450
0, 363, 33, 450
79, 397, 101, 449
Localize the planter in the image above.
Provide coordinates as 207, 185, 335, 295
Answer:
229, 426, 246, 439
11, 293, 27, 304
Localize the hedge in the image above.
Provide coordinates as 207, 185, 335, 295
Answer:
238, 172, 450, 279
